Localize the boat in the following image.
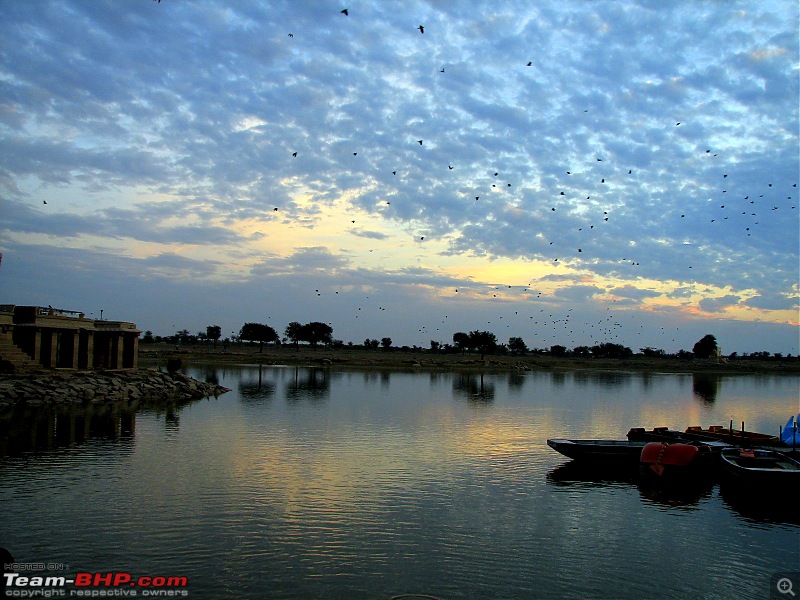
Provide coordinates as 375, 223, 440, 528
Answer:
546, 438, 713, 478
627, 425, 797, 457
546, 438, 649, 464
684, 423, 780, 446
718, 447, 800, 492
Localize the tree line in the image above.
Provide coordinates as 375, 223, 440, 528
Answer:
140, 327, 794, 360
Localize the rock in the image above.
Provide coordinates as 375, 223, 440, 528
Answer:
0, 369, 230, 408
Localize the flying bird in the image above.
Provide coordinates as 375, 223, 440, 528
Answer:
418, 25, 424, 33
341, 9, 348, 15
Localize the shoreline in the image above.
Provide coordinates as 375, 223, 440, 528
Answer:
139, 344, 800, 375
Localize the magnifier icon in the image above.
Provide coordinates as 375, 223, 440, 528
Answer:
778, 578, 796, 596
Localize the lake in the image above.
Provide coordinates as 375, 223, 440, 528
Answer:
1, 365, 798, 599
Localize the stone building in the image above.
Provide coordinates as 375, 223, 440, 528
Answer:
0, 305, 140, 372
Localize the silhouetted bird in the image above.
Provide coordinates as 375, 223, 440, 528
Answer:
418, 25, 424, 33
341, 9, 348, 15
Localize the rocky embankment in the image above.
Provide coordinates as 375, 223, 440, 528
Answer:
0, 369, 230, 408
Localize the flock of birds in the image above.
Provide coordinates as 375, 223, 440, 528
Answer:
152, 6, 800, 349
259, 8, 798, 350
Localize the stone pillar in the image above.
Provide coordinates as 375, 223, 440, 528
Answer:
131, 335, 139, 369
85, 331, 94, 369
33, 330, 42, 364
71, 332, 79, 369
115, 334, 124, 370
48, 331, 58, 368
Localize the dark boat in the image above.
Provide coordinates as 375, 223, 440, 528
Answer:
627, 425, 797, 457
546, 439, 713, 478
718, 447, 800, 492
547, 438, 649, 464
684, 424, 781, 446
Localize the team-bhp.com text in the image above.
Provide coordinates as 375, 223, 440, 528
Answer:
4, 572, 189, 597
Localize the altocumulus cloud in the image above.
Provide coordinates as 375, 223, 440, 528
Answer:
0, 0, 797, 353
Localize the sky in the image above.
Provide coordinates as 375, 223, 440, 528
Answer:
1, 0, 798, 355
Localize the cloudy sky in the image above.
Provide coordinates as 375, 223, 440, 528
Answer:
1, 0, 798, 354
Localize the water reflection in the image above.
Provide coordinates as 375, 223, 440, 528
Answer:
546, 460, 715, 509
452, 373, 495, 402
572, 370, 634, 388
692, 374, 720, 403
718, 480, 800, 526
238, 365, 277, 403
0, 403, 137, 458
286, 367, 330, 402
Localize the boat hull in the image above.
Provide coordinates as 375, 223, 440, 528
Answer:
546, 439, 648, 464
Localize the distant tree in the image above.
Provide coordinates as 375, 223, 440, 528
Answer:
206, 325, 222, 348
239, 322, 278, 352
381, 337, 393, 350
430, 340, 440, 352
573, 346, 590, 357
364, 338, 379, 350
640, 347, 665, 357
469, 330, 497, 359
550, 345, 567, 357
300, 322, 333, 348
508, 337, 528, 355
692, 334, 718, 359
453, 332, 471, 353
285, 321, 303, 350
142, 330, 154, 343
591, 343, 633, 358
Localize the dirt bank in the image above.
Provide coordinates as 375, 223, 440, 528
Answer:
139, 343, 800, 374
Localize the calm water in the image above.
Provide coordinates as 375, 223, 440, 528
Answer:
1, 366, 798, 599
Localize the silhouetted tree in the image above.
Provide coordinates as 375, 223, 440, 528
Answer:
285, 321, 303, 350
692, 334, 718, 359
239, 322, 278, 352
206, 325, 221, 348
640, 347, 665, 357
381, 337, 392, 350
550, 345, 567, 357
469, 330, 497, 359
508, 337, 528, 355
591, 343, 633, 358
300, 322, 333, 348
453, 332, 471, 353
